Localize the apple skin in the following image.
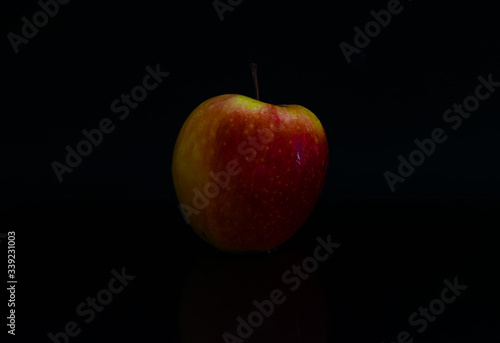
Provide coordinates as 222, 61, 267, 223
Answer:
172, 94, 328, 252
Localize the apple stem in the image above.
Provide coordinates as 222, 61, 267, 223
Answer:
250, 63, 260, 101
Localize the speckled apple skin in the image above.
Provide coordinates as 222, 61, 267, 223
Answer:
173, 94, 329, 252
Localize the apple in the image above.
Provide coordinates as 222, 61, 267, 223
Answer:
172, 93, 328, 252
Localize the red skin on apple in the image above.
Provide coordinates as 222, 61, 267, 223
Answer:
173, 94, 329, 252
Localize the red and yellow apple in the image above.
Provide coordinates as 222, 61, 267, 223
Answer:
172, 94, 328, 252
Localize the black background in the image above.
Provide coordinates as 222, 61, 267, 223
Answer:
1, 0, 499, 342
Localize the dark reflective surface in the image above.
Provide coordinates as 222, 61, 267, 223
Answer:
179, 249, 327, 343
2, 198, 499, 342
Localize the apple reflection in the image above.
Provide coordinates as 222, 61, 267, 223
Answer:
179, 249, 327, 343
